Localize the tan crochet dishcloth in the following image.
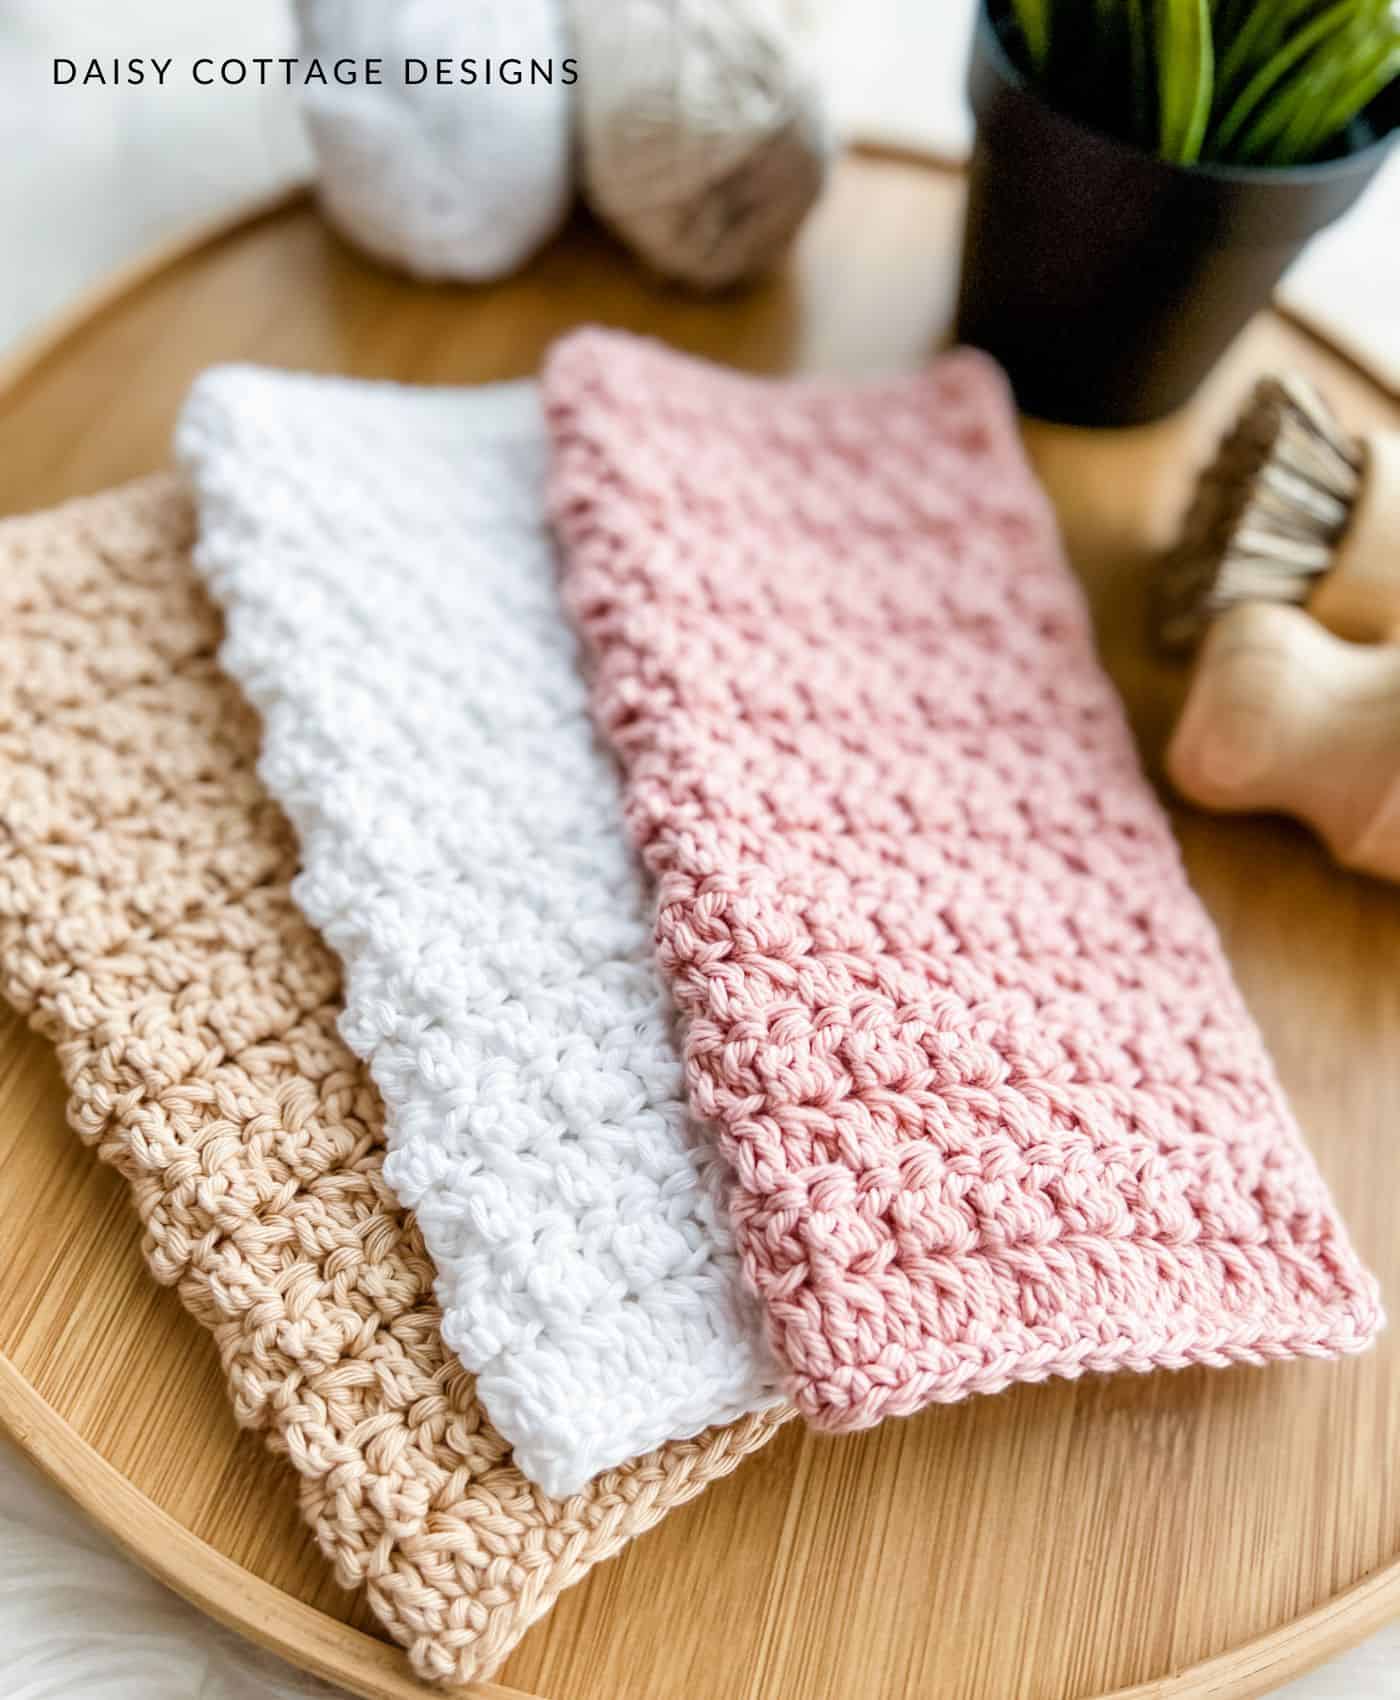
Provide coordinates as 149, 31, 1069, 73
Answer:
0, 474, 785, 1687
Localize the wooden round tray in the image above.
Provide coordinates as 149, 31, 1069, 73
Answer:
2, 150, 1399, 1700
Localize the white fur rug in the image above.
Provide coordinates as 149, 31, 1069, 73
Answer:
0, 1439, 338, 1700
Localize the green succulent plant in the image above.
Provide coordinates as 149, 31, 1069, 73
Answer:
1005, 0, 1400, 164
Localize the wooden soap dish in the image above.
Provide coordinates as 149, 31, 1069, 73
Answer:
2, 151, 1399, 1700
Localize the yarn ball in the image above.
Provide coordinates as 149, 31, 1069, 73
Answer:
292, 0, 575, 282
569, 0, 834, 290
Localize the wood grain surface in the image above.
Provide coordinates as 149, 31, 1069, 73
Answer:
2, 152, 1399, 1700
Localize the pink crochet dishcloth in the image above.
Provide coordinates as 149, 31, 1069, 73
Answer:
542, 329, 1382, 1435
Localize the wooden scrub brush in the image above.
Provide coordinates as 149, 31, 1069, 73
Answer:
1161, 373, 1400, 882
1154, 373, 1400, 652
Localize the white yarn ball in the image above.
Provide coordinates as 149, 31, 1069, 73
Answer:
569, 0, 834, 291
293, 0, 575, 282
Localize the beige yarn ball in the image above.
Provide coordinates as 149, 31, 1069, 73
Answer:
569, 0, 834, 290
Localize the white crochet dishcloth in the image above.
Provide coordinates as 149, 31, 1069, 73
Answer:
176, 368, 781, 1498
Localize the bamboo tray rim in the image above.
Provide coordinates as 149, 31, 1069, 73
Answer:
2, 156, 1398, 1700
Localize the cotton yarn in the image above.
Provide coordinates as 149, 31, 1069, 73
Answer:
177, 368, 782, 1498
292, 0, 574, 281
0, 477, 785, 1686
569, 0, 833, 289
543, 329, 1383, 1433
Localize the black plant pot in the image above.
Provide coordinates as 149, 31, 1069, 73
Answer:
954, 2, 1399, 427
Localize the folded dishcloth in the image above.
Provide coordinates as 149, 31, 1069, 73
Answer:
176, 368, 782, 1498
0, 477, 785, 1685
542, 329, 1383, 1434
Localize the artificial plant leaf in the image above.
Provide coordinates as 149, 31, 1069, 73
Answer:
1235, 2, 1395, 161
1125, 0, 1154, 145
1239, 64, 1341, 159
1159, 0, 1216, 162
1272, 32, 1400, 160
1212, 0, 1363, 154
1216, 0, 1320, 102
1010, 0, 1051, 70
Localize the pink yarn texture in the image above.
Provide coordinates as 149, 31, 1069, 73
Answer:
542, 329, 1383, 1434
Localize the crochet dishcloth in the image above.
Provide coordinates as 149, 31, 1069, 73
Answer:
542, 329, 1383, 1434
0, 476, 784, 1686
176, 368, 781, 1497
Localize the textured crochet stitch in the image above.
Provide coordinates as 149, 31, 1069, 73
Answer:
0, 477, 784, 1686
177, 368, 781, 1497
542, 329, 1383, 1434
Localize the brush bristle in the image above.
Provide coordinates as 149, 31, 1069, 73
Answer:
1154, 374, 1363, 655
